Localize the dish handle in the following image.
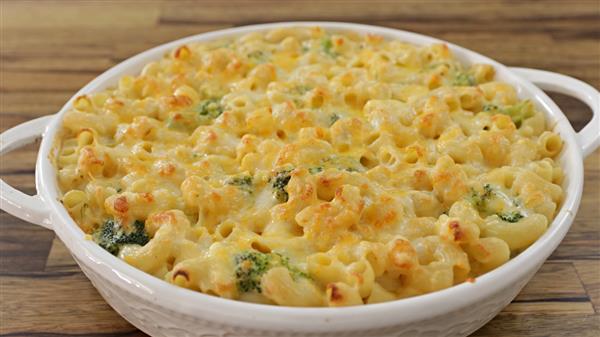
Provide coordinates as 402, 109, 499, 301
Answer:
0, 115, 54, 230
510, 67, 600, 158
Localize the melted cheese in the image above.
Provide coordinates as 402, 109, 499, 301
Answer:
55, 26, 564, 307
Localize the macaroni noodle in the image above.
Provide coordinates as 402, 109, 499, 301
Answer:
55, 27, 564, 306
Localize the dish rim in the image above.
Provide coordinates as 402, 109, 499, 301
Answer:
29, 21, 586, 330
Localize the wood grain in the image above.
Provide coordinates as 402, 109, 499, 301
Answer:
1, 1, 599, 336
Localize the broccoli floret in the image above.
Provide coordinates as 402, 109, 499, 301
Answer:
329, 113, 340, 126
481, 184, 493, 203
308, 166, 323, 174
272, 169, 292, 203
500, 100, 535, 128
481, 101, 535, 128
482, 104, 499, 112
469, 184, 526, 223
234, 251, 308, 293
322, 155, 364, 173
227, 175, 253, 194
234, 251, 271, 293
498, 211, 524, 223
469, 183, 494, 208
468, 190, 481, 207
247, 50, 267, 63
196, 98, 223, 118
94, 219, 149, 255
278, 253, 309, 280
452, 72, 476, 86
321, 36, 337, 57
293, 85, 312, 95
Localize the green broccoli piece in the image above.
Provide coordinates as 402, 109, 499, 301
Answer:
247, 50, 267, 63
468, 190, 481, 207
272, 169, 292, 203
481, 184, 493, 204
498, 211, 524, 223
196, 98, 223, 118
481, 101, 535, 128
278, 253, 309, 280
469, 184, 526, 223
293, 85, 312, 95
308, 166, 323, 174
469, 183, 494, 209
322, 155, 364, 173
482, 104, 499, 112
234, 251, 271, 293
321, 36, 337, 57
452, 72, 476, 86
227, 175, 253, 194
329, 113, 340, 126
94, 219, 149, 255
234, 251, 308, 293
500, 100, 535, 128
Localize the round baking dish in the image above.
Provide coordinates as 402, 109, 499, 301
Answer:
1, 22, 599, 337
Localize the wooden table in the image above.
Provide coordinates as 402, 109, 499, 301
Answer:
1, 1, 598, 336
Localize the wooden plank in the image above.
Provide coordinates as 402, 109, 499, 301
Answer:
514, 262, 589, 301
1, 0, 161, 29
0, 272, 144, 336
473, 314, 600, 337
550, 230, 600, 261
45, 238, 80, 273
0, 25, 231, 60
502, 301, 595, 315
0, 174, 36, 195
159, 1, 598, 24
0, 70, 99, 93
0, 92, 74, 120
0, 213, 55, 274
547, 93, 595, 132
574, 260, 600, 313
0, 143, 40, 173
1, 55, 114, 73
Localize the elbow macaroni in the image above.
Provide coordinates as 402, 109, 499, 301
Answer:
55, 27, 564, 306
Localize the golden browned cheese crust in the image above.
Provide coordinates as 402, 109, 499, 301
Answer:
55, 26, 564, 306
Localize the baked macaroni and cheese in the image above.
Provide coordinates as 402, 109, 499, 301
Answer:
55, 27, 564, 306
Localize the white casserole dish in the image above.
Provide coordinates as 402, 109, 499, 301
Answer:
1, 22, 599, 337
